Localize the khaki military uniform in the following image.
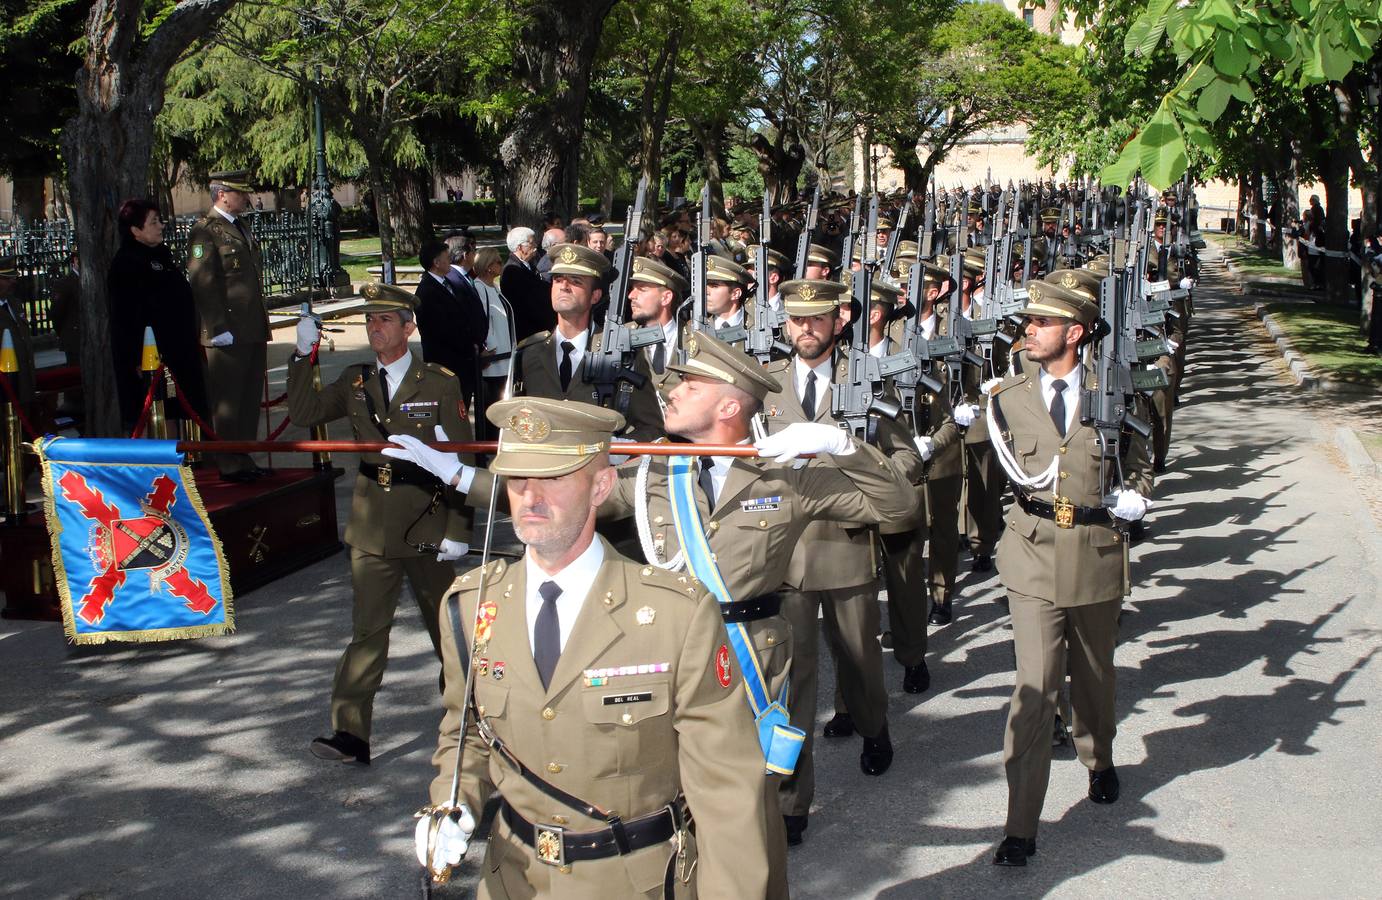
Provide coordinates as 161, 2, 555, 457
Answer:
942, 302, 1007, 557
1148, 241, 1191, 467
467, 435, 919, 897
988, 368, 1151, 839
512, 329, 666, 441
187, 212, 268, 476
287, 352, 474, 742
433, 541, 770, 898
760, 352, 925, 817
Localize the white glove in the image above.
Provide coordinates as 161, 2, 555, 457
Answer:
914, 435, 934, 462
980, 377, 1002, 395
435, 538, 469, 562
953, 403, 980, 427
383, 425, 465, 486
295, 317, 320, 356
209, 331, 234, 347
1167, 338, 1180, 351
755, 422, 853, 463
1179, 277, 1195, 290
414, 805, 476, 875
1109, 489, 1151, 522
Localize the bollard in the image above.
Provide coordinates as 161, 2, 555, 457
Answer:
140, 326, 169, 440
302, 303, 332, 471
1, 329, 25, 523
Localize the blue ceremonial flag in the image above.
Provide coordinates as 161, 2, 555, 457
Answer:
36, 437, 234, 645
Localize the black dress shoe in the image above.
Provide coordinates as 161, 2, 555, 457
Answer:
972, 553, 993, 573
992, 835, 1037, 867
822, 712, 855, 739
902, 661, 930, 694
783, 814, 808, 847
310, 730, 371, 765
1088, 766, 1120, 804
1052, 714, 1071, 748
928, 601, 952, 625
860, 725, 893, 776
1153, 460, 1168, 474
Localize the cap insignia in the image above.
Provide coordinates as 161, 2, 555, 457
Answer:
687, 337, 699, 358
798, 285, 817, 303
508, 406, 551, 442
1060, 272, 1078, 289
1028, 284, 1043, 302
633, 258, 646, 274
558, 246, 578, 264
363, 283, 379, 299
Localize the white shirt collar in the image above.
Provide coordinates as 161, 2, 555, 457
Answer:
376, 352, 413, 400
429, 271, 451, 288
793, 353, 833, 414
919, 312, 937, 340
524, 537, 606, 654
1038, 363, 1082, 433
555, 327, 590, 369
868, 337, 891, 359
714, 307, 744, 329
213, 206, 238, 225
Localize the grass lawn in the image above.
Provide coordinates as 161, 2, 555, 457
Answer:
339, 236, 418, 284
1206, 231, 1294, 280
1263, 301, 1382, 384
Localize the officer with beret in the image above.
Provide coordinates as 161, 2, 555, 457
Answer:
986, 280, 1151, 866
288, 283, 474, 766
415, 396, 771, 897
186, 170, 268, 481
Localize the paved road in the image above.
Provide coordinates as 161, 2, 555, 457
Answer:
2, 247, 1379, 898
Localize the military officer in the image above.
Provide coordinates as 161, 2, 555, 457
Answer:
703, 255, 751, 335
0, 256, 36, 404
417, 397, 771, 898
288, 283, 474, 765
627, 255, 689, 375
1148, 213, 1194, 471
388, 330, 920, 895
801, 243, 840, 281
761, 278, 926, 845
985, 280, 1151, 866
951, 250, 1005, 572
744, 246, 791, 317
509, 243, 663, 440
186, 170, 269, 481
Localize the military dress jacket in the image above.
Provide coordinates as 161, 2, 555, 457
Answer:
186, 212, 267, 345
760, 353, 926, 587
988, 370, 1151, 607
286, 352, 472, 557
512, 329, 665, 441
432, 540, 771, 898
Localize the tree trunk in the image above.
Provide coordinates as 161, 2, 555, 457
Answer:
390, 167, 431, 256
637, 27, 682, 211
692, 120, 726, 214
885, 135, 925, 193
1250, 169, 1268, 248
1318, 146, 1353, 305
61, 0, 236, 437
499, 0, 618, 228
1235, 174, 1250, 236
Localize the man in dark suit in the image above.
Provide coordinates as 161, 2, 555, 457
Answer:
500, 226, 553, 340
414, 239, 484, 407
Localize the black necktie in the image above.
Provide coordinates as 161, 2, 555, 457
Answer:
652, 339, 666, 374
534, 581, 562, 690
559, 341, 575, 392
379, 367, 390, 406
1049, 378, 1067, 437
716, 320, 729, 333
801, 371, 817, 419
699, 457, 716, 508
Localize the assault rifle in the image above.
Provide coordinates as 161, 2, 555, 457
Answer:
584, 176, 663, 412
944, 208, 984, 410
919, 187, 937, 261
684, 183, 712, 352
833, 193, 903, 439
793, 185, 821, 279
745, 190, 791, 362
881, 195, 910, 275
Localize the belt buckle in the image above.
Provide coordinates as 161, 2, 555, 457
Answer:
534, 823, 566, 868
1053, 496, 1075, 529
377, 463, 393, 491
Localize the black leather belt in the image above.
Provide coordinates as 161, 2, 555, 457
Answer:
719, 592, 782, 623
358, 461, 441, 490
1015, 491, 1110, 529
501, 800, 679, 865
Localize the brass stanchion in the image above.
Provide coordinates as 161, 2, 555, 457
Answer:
1, 329, 26, 524
140, 326, 169, 440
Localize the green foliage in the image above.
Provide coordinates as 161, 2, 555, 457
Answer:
0, 0, 85, 177
722, 141, 766, 202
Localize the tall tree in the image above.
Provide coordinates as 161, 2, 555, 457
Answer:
63, 0, 239, 437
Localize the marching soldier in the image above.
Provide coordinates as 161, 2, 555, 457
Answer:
187, 170, 269, 482
704, 255, 751, 334
628, 255, 689, 375
744, 245, 791, 318
387, 329, 920, 895
801, 243, 840, 281
951, 251, 1005, 573
416, 397, 771, 898
509, 243, 662, 440
288, 283, 474, 765
985, 280, 1151, 866
761, 278, 925, 846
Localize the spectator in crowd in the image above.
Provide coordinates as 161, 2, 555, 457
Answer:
415, 239, 484, 408
472, 247, 511, 434
535, 226, 566, 282
106, 198, 210, 432
501, 226, 552, 340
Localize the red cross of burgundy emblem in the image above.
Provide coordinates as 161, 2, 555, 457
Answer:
58, 471, 218, 625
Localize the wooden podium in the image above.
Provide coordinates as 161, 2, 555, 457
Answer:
0, 467, 344, 621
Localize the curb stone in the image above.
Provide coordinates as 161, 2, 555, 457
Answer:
1334, 426, 1380, 479
1252, 302, 1372, 395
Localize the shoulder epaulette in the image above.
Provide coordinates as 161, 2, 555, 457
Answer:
515, 331, 550, 352
424, 361, 456, 377
991, 373, 1029, 397
454, 557, 508, 589
636, 563, 705, 600
763, 358, 791, 376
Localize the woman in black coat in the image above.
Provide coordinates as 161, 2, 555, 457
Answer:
107, 198, 210, 429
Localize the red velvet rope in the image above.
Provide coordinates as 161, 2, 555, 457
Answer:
128, 372, 160, 439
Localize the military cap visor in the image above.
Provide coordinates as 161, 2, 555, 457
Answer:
745, 245, 791, 271
486, 397, 625, 477
705, 254, 749, 284
358, 281, 420, 314
209, 170, 253, 193
806, 243, 841, 267
629, 256, 690, 296
667, 330, 780, 400
1018, 280, 1098, 326
548, 242, 611, 278
1044, 268, 1101, 299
